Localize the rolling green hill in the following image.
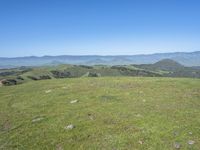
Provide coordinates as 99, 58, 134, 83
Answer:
133, 59, 200, 78
1, 59, 200, 86
133, 59, 185, 71
0, 64, 161, 86
0, 77, 200, 149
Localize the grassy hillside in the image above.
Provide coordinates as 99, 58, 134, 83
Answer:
0, 65, 161, 86
133, 59, 200, 78
0, 77, 200, 149
1, 59, 200, 86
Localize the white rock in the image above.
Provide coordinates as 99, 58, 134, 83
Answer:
45, 90, 52, 93
32, 117, 44, 123
70, 100, 78, 104
138, 140, 143, 145
174, 142, 181, 149
188, 140, 195, 145
64, 124, 75, 130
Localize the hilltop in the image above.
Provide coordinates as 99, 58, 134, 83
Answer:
0, 77, 199, 149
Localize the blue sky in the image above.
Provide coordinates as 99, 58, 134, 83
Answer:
0, 0, 200, 57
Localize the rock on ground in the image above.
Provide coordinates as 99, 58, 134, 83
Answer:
64, 124, 75, 130
174, 142, 181, 149
188, 140, 195, 145
138, 140, 143, 145
32, 117, 44, 123
189, 132, 192, 135
88, 113, 94, 120
70, 100, 78, 104
45, 90, 52, 93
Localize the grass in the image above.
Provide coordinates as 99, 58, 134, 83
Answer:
0, 77, 200, 150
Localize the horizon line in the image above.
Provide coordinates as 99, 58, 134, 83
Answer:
0, 50, 199, 59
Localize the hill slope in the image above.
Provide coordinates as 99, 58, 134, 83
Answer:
153, 59, 185, 71
0, 64, 161, 86
0, 77, 200, 149
133, 59, 200, 78
1, 59, 200, 86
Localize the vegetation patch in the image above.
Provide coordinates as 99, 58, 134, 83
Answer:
1, 79, 17, 86
51, 70, 72, 78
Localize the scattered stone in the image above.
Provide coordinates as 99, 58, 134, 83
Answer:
56, 144, 63, 150
64, 124, 75, 130
138, 140, 143, 145
45, 90, 52, 93
62, 87, 67, 89
189, 132, 192, 135
88, 113, 94, 120
32, 117, 44, 123
174, 142, 181, 149
188, 140, 195, 145
142, 99, 146, 102
70, 100, 78, 104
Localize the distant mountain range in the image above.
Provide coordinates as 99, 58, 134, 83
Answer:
0, 51, 200, 68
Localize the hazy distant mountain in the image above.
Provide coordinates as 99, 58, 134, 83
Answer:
0, 51, 200, 68
133, 59, 200, 78
152, 59, 185, 71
